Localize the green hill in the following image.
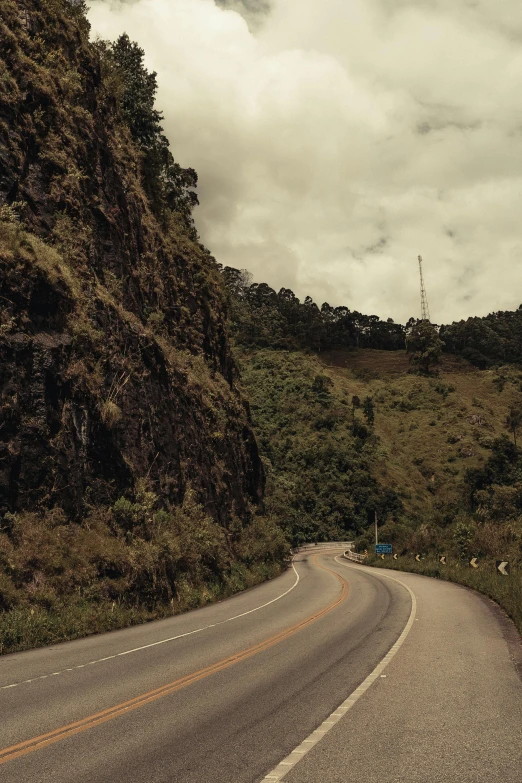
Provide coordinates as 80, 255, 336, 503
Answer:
235, 343, 522, 631
236, 345, 521, 539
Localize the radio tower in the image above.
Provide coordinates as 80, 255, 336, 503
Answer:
418, 255, 430, 322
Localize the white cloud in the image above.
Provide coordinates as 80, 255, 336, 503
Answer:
88, 0, 522, 323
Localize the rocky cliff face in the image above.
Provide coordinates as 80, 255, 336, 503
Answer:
0, 0, 264, 525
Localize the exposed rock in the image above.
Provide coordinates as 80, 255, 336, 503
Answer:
0, 0, 264, 525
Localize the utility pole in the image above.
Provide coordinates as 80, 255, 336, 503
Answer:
418, 255, 430, 323
374, 511, 378, 546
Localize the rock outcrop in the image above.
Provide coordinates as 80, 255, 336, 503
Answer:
0, 0, 264, 524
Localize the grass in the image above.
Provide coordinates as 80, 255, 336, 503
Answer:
317, 348, 522, 519
0, 560, 284, 655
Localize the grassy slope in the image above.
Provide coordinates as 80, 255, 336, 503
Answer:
235, 346, 521, 538
317, 349, 521, 520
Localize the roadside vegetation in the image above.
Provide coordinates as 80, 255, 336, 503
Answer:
0, 484, 286, 653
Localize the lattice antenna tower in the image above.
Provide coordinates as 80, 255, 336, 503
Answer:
418, 255, 430, 323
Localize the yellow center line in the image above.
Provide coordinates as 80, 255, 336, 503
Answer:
0, 555, 349, 766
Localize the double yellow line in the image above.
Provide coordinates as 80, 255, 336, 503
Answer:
0, 556, 349, 766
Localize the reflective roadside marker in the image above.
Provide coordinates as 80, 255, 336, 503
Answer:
470, 557, 479, 568
496, 561, 510, 576
393, 554, 398, 560
381, 554, 385, 560
415, 554, 422, 562
439, 555, 446, 565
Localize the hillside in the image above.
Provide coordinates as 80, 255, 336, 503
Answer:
0, 0, 285, 652
235, 343, 522, 566
236, 345, 519, 530
223, 266, 521, 561
317, 349, 520, 521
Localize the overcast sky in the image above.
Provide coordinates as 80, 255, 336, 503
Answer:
88, 0, 522, 324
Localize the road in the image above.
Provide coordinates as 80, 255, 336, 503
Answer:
1, 550, 521, 782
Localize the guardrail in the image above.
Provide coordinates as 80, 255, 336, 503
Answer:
343, 550, 367, 563
293, 541, 353, 553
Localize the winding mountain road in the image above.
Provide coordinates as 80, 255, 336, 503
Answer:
1, 549, 521, 782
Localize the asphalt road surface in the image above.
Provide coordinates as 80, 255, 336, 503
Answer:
1, 550, 521, 782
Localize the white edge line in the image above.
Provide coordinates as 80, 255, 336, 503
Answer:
262, 556, 417, 782
1, 560, 301, 690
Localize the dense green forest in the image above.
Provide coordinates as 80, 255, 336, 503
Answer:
221, 266, 522, 368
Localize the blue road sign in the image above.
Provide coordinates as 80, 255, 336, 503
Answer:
375, 544, 392, 554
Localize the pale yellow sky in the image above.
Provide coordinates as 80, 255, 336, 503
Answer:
88, 0, 522, 324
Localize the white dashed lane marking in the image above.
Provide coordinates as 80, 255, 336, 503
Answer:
2, 561, 301, 691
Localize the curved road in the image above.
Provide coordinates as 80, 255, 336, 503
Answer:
1, 550, 521, 782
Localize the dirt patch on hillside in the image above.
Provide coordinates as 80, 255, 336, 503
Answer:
318, 349, 474, 377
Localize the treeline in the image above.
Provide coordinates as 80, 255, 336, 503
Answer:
440, 309, 522, 369
221, 268, 405, 352
221, 267, 522, 367
95, 32, 199, 228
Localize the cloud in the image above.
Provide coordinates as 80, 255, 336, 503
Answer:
88, 0, 522, 323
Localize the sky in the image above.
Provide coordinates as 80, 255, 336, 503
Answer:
87, 0, 522, 324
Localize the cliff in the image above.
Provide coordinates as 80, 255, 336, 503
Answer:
0, 0, 263, 521
0, 0, 285, 652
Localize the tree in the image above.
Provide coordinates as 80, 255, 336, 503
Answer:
506, 404, 522, 447
406, 321, 444, 375
104, 34, 198, 223
312, 374, 334, 405
222, 267, 253, 299
109, 34, 164, 149
362, 396, 375, 427
351, 395, 360, 432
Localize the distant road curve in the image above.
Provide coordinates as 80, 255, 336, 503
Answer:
292, 540, 353, 552
2, 548, 521, 782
